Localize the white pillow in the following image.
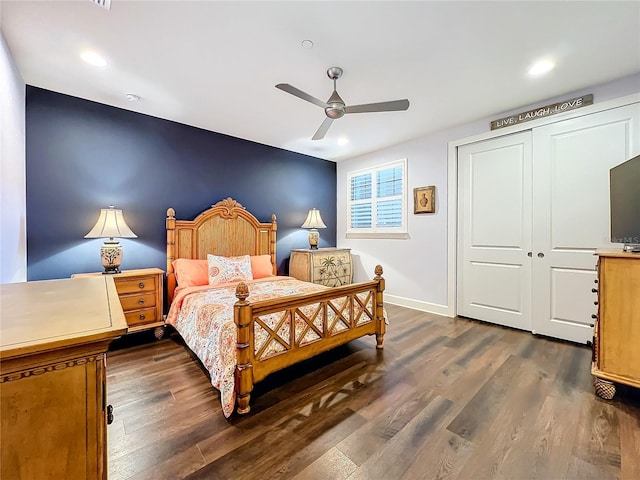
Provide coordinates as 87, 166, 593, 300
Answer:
207, 254, 253, 286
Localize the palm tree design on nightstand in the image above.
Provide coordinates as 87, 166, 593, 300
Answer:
318, 256, 349, 287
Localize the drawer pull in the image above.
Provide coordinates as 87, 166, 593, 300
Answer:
591, 314, 597, 320
139, 314, 146, 320
138, 298, 145, 305
592, 288, 598, 294
107, 404, 114, 425
138, 282, 145, 289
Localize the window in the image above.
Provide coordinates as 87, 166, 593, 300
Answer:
346, 159, 408, 238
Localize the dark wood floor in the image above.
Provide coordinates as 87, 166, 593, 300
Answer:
106, 304, 640, 480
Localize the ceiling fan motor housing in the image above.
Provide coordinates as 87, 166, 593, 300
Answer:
325, 89, 346, 118
325, 104, 345, 119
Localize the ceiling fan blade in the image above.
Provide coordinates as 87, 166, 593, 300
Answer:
345, 99, 410, 114
312, 117, 333, 140
275, 84, 327, 108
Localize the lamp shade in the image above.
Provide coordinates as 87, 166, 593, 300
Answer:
301, 209, 327, 229
85, 206, 137, 239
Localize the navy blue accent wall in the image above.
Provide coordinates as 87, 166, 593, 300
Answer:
26, 86, 336, 280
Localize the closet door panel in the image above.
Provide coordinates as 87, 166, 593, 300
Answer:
457, 132, 532, 331
532, 103, 640, 342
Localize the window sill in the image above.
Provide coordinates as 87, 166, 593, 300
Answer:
345, 232, 410, 240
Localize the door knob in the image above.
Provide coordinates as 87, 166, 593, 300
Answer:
537, 252, 545, 258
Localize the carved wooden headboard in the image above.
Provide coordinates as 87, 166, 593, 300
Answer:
166, 197, 277, 301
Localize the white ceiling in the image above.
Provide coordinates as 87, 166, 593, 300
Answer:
2, 1, 639, 161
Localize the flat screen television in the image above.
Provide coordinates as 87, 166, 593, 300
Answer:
610, 154, 640, 252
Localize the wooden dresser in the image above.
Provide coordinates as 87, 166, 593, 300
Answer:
0, 276, 127, 480
289, 248, 352, 286
592, 249, 640, 399
73, 268, 164, 338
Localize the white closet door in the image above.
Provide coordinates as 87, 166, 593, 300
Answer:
457, 132, 533, 331
532, 103, 640, 343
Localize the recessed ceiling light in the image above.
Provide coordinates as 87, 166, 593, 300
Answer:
125, 93, 140, 102
301, 39, 314, 49
81, 51, 107, 67
528, 59, 554, 76
337, 137, 349, 146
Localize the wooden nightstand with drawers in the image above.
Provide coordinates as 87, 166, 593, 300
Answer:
289, 248, 352, 287
73, 268, 165, 338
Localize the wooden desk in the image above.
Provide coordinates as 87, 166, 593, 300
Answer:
0, 276, 127, 480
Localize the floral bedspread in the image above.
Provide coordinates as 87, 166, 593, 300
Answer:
166, 276, 328, 417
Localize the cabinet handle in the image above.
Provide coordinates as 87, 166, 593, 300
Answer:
138, 298, 145, 305
527, 252, 532, 257
107, 404, 114, 425
591, 314, 597, 320
139, 314, 146, 320
594, 279, 598, 284
594, 301, 598, 306
138, 282, 145, 289
537, 252, 545, 258
591, 288, 598, 294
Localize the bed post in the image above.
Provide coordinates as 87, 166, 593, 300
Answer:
374, 265, 385, 350
270, 214, 277, 275
234, 282, 254, 415
166, 208, 177, 304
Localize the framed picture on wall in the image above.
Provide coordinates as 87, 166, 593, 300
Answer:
414, 185, 435, 214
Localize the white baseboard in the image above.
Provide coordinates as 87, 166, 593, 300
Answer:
384, 294, 453, 317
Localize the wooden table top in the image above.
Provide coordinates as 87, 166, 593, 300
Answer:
0, 276, 128, 360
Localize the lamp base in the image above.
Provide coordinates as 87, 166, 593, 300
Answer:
100, 241, 123, 274
102, 268, 121, 275
308, 229, 319, 250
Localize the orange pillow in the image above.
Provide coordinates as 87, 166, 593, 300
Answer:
251, 255, 274, 279
172, 258, 208, 288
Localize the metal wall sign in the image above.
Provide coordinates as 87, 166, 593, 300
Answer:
490, 94, 593, 130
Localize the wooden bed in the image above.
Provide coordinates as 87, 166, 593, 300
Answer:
166, 197, 386, 415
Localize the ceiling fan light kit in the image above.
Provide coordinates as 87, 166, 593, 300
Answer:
276, 66, 410, 140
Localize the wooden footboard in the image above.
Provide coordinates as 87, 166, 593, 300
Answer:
233, 266, 385, 414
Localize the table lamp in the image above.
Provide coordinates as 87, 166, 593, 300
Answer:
85, 205, 137, 273
301, 208, 326, 249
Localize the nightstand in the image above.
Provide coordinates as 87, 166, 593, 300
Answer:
73, 268, 165, 338
289, 248, 352, 286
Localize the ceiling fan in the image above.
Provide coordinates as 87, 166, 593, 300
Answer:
275, 67, 410, 140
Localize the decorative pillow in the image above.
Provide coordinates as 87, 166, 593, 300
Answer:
250, 255, 274, 279
172, 258, 209, 288
207, 254, 253, 286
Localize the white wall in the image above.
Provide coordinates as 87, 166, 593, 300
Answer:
337, 73, 640, 316
0, 30, 27, 283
